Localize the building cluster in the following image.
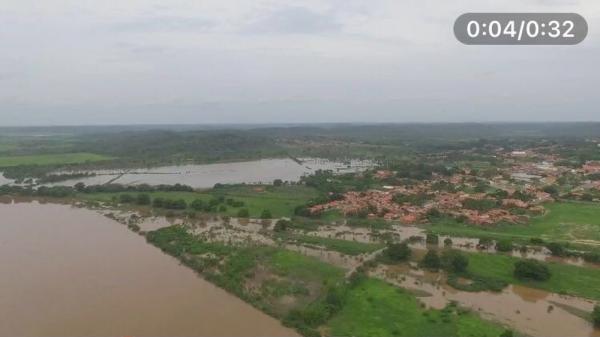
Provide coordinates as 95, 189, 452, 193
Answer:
309, 147, 600, 225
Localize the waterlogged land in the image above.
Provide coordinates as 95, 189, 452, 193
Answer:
4, 124, 600, 336
0, 201, 297, 337
3, 194, 600, 336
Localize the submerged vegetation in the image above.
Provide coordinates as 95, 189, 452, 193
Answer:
4, 123, 600, 336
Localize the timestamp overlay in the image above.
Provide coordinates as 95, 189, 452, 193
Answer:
454, 13, 587, 45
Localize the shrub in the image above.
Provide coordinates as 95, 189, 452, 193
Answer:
583, 252, 600, 263
420, 249, 441, 270
274, 219, 290, 232
495, 239, 513, 252
514, 259, 551, 281
261, 209, 273, 219
190, 199, 205, 211
530, 238, 545, 245
478, 237, 493, 248
237, 208, 250, 218
443, 238, 453, 247
593, 305, 600, 327
135, 193, 151, 205
385, 242, 411, 262
426, 234, 439, 245
426, 208, 441, 220
546, 242, 565, 256
500, 329, 514, 337
441, 250, 469, 273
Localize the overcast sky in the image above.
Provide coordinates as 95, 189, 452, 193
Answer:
0, 0, 599, 125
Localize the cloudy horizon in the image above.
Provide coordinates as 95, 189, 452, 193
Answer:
1, 0, 599, 126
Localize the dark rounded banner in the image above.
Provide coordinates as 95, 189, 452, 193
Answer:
454, 13, 588, 45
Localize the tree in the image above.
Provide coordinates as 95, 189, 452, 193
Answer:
546, 242, 565, 256
190, 199, 205, 211
495, 239, 513, 252
426, 208, 441, 221
441, 250, 469, 273
385, 242, 411, 262
443, 238, 453, 247
593, 305, 600, 327
261, 209, 272, 219
514, 259, 551, 281
74, 182, 86, 192
237, 208, 250, 218
420, 249, 441, 270
542, 185, 559, 196
426, 234, 439, 245
273, 179, 283, 186
274, 219, 290, 232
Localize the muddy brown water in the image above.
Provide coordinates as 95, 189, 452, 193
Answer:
374, 262, 600, 337
0, 201, 298, 337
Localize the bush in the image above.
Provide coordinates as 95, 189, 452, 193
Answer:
426, 208, 441, 220
443, 238, 453, 247
583, 252, 600, 263
426, 234, 439, 245
420, 249, 441, 270
495, 239, 513, 252
136, 193, 151, 205
190, 199, 205, 211
478, 237, 493, 248
546, 242, 565, 256
593, 305, 600, 327
237, 208, 250, 218
119, 194, 134, 203
261, 209, 273, 219
385, 242, 411, 262
514, 259, 551, 281
274, 219, 290, 232
530, 238, 545, 245
500, 329, 514, 337
441, 250, 469, 273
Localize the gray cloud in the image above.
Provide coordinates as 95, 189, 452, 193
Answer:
0, 0, 598, 125
243, 6, 341, 34
112, 15, 214, 32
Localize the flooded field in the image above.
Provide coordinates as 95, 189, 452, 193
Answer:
48, 158, 374, 188
0, 201, 297, 337
304, 222, 600, 268
373, 262, 600, 337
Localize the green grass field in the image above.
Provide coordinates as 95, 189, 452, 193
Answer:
466, 252, 600, 300
327, 278, 506, 337
79, 185, 318, 218
428, 202, 600, 244
268, 249, 344, 282
0, 152, 112, 167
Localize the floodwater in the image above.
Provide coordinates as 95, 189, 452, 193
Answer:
0, 172, 13, 185
0, 201, 297, 337
50, 158, 374, 188
307, 223, 600, 268
374, 263, 600, 337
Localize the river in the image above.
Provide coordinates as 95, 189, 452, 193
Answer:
0, 200, 297, 337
